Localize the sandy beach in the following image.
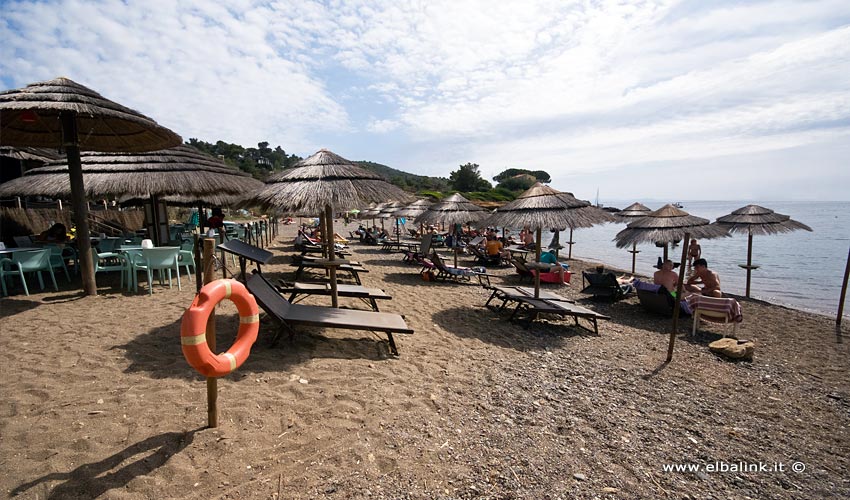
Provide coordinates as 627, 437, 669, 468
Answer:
1, 220, 848, 499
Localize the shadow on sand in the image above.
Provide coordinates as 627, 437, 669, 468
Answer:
11, 429, 200, 499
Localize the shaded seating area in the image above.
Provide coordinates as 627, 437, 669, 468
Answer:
246, 273, 413, 356
580, 271, 633, 300
127, 247, 182, 295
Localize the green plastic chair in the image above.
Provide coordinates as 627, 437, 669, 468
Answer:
131, 247, 181, 295
178, 240, 196, 277
0, 249, 58, 296
91, 248, 131, 291
46, 244, 71, 282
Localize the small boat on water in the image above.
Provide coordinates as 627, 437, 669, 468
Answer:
673, 202, 684, 208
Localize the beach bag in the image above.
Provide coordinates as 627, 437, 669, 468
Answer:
420, 270, 435, 281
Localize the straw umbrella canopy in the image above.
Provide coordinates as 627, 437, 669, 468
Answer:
614, 204, 729, 361
0, 145, 263, 243
715, 204, 812, 297
394, 198, 433, 219
482, 182, 616, 298
616, 202, 653, 273
377, 201, 407, 241
414, 193, 489, 266
246, 149, 411, 306
0, 77, 181, 295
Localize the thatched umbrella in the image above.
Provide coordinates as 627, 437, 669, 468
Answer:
415, 193, 489, 267
0, 145, 263, 244
246, 149, 411, 306
378, 201, 406, 236
614, 204, 729, 361
395, 199, 433, 238
482, 182, 616, 298
715, 204, 812, 297
616, 202, 652, 273
0, 77, 181, 295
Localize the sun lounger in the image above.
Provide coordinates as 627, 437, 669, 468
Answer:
246, 273, 412, 356
431, 251, 492, 286
507, 296, 610, 335
292, 260, 369, 285
633, 280, 692, 317
483, 285, 575, 311
686, 294, 742, 337
276, 281, 392, 311
580, 271, 633, 300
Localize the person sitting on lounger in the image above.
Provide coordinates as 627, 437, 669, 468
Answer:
537, 249, 567, 281
653, 259, 679, 293
685, 258, 722, 297
484, 235, 508, 262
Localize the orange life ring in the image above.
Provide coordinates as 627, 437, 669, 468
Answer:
180, 279, 259, 377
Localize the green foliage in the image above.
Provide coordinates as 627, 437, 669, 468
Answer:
449, 163, 493, 192
463, 189, 514, 202
186, 138, 302, 179
417, 190, 444, 201
355, 161, 449, 193
493, 168, 551, 190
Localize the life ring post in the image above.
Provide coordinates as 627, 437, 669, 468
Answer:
203, 237, 219, 428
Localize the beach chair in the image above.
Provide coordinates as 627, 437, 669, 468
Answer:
687, 295, 743, 337
0, 248, 58, 296
45, 244, 71, 282
276, 281, 392, 312
483, 285, 574, 311
502, 294, 610, 335
402, 234, 433, 263
430, 252, 491, 286
510, 257, 534, 283
580, 271, 633, 300
246, 273, 413, 356
633, 280, 692, 317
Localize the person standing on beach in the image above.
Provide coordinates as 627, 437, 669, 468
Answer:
688, 239, 702, 270
685, 258, 722, 297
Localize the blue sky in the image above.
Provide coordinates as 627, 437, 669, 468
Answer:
2, 0, 849, 201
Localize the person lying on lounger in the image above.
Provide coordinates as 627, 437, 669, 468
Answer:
536, 249, 568, 281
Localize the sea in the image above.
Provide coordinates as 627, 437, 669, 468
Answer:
551, 200, 849, 320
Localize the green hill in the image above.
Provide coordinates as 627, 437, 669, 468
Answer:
355, 160, 450, 194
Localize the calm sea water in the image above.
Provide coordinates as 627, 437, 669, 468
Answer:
553, 200, 849, 319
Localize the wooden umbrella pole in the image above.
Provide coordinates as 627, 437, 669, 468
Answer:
745, 230, 754, 298
567, 228, 574, 260
838, 245, 850, 327
61, 111, 97, 296
534, 228, 542, 299
202, 238, 219, 428
325, 205, 339, 308
631, 242, 638, 274
668, 233, 691, 362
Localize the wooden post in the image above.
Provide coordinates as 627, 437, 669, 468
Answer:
57, 199, 62, 211
61, 111, 97, 296
745, 230, 754, 298
203, 238, 219, 428
629, 242, 639, 274
567, 228, 574, 260
667, 233, 691, 361
838, 245, 849, 327
16, 197, 22, 209
194, 234, 202, 293
325, 205, 338, 307
534, 228, 542, 299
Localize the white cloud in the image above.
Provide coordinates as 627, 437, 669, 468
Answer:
1, 0, 849, 199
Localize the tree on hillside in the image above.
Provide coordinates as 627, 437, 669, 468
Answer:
449, 163, 493, 192
492, 167, 551, 192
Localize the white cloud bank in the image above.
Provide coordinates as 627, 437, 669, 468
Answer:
2, 0, 849, 199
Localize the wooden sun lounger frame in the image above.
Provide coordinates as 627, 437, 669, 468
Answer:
483, 285, 608, 335
292, 261, 369, 285
276, 280, 392, 311
247, 273, 412, 356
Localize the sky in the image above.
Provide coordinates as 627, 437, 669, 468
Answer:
2, 0, 849, 202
